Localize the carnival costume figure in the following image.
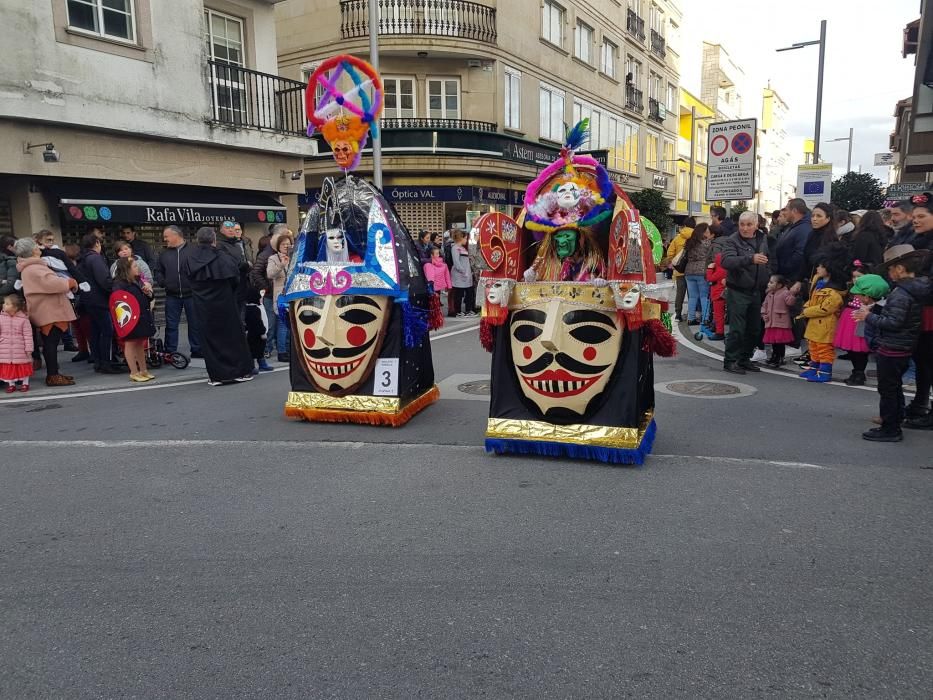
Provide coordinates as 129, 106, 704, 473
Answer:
476, 120, 674, 464
279, 55, 438, 426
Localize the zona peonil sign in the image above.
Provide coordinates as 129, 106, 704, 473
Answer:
706, 118, 757, 201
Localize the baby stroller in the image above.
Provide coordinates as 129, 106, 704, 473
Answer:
146, 327, 190, 370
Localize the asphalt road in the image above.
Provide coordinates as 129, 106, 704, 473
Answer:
0, 324, 930, 698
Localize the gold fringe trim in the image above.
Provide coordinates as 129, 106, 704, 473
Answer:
486, 411, 654, 449
284, 386, 440, 427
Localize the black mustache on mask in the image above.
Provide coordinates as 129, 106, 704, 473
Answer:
516, 352, 610, 376
304, 333, 378, 359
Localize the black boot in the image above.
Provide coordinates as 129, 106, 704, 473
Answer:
723, 361, 746, 375
844, 371, 866, 386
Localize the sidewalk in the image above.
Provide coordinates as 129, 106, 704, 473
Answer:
675, 320, 918, 391
2, 316, 478, 400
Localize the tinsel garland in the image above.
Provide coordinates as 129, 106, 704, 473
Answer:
400, 301, 429, 349
427, 293, 444, 331
486, 419, 656, 466
479, 318, 494, 352
641, 318, 676, 357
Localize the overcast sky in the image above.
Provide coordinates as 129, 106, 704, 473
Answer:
678, 0, 919, 180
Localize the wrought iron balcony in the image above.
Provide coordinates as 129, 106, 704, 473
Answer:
340, 0, 496, 44
381, 117, 496, 132
624, 84, 643, 113
650, 29, 667, 58
626, 9, 645, 42
208, 60, 306, 136
648, 98, 664, 123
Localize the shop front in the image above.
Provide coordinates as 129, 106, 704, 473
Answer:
45, 179, 288, 253
301, 182, 527, 235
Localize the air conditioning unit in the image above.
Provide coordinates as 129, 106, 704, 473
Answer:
467, 59, 482, 68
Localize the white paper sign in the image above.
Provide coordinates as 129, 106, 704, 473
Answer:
706, 118, 757, 201
373, 358, 399, 396
874, 152, 898, 166
796, 163, 834, 208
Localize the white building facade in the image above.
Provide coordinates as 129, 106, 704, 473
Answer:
0, 0, 314, 247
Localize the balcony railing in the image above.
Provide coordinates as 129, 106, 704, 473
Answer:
340, 0, 496, 43
626, 9, 645, 42
208, 60, 306, 136
650, 29, 667, 58
381, 117, 496, 132
624, 84, 643, 113
648, 98, 664, 123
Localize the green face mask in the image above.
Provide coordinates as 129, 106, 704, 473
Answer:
554, 229, 577, 259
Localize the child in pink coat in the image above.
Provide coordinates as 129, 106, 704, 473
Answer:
423, 247, 452, 322
0, 294, 34, 392
761, 274, 798, 367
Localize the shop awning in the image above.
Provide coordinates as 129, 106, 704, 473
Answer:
53, 180, 287, 225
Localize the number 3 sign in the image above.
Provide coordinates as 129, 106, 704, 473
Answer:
373, 358, 400, 396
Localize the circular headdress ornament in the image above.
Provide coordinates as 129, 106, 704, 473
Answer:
306, 55, 384, 171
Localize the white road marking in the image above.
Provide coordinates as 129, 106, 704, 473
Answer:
0, 322, 481, 405
0, 439, 833, 470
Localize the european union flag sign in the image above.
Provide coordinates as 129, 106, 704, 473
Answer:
803, 181, 825, 195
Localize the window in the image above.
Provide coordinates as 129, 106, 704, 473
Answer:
601, 39, 617, 78
539, 82, 565, 142
384, 76, 416, 119
646, 131, 660, 170
648, 71, 661, 102
427, 78, 460, 119
205, 9, 244, 66
618, 119, 639, 174
666, 83, 677, 113
663, 139, 676, 174
625, 54, 641, 86
678, 170, 688, 200
205, 9, 246, 124
668, 20, 680, 54
542, 1, 564, 46
67, 0, 135, 41
649, 3, 664, 35
696, 124, 708, 163
575, 21, 592, 63
504, 67, 521, 130
627, 0, 643, 15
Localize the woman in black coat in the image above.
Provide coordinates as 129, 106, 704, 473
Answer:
847, 210, 886, 269
185, 227, 253, 385
799, 203, 838, 282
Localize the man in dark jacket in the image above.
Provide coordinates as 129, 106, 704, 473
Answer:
710, 206, 736, 236
121, 225, 154, 266
77, 233, 120, 373
155, 225, 201, 358
718, 211, 771, 374
773, 198, 811, 282
887, 201, 915, 249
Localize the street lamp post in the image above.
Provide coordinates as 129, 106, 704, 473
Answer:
827, 127, 853, 173
777, 19, 827, 164
369, 0, 383, 189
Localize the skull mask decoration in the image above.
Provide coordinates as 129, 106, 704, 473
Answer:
510, 297, 622, 418
294, 294, 391, 395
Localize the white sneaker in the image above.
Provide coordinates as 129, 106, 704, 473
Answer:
456, 312, 465, 317
207, 379, 223, 387
751, 349, 768, 363
234, 375, 254, 382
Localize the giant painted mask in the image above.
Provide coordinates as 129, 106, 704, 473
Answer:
509, 287, 622, 417
295, 294, 390, 395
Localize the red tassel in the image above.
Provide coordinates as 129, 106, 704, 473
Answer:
479, 318, 494, 352
427, 293, 444, 330
642, 318, 676, 357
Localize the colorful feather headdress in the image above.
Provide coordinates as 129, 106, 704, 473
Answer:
523, 119, 614, 235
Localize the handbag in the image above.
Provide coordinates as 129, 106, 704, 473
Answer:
672, 248, 688, 274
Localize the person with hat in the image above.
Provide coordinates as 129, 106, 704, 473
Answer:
852, 244, 932, 442
903, 193, 933, 428
841, 272, 891, 385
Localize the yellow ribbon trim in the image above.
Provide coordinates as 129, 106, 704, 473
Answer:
286, 391, 401, 412
486, 413, 653, 449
